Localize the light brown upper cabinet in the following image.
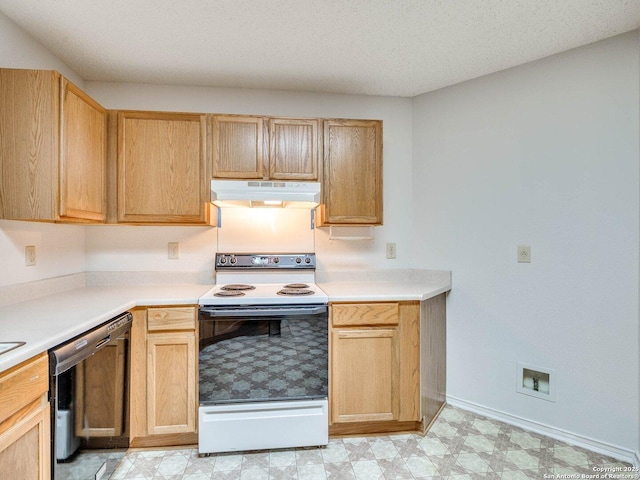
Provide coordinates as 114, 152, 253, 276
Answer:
117, 111, 210, 224
268, 117, 320, 180
0, 68, 107, 223
211, 115, 321, 181
320, 119, 383, 225
211, 115, 264, 179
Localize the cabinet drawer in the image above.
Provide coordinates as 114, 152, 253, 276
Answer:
331, 303, 399, 327
148, 307, 196, 332
0, 353, 48, 423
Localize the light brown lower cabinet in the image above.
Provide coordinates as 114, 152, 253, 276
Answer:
129, 306, 198, 447
0, 353, 51, 480
329, 301, 421, 435
329, 295, 447, 436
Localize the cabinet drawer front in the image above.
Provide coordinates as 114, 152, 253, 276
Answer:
148, 307, 196, 331
0, 354, 48, 423
331, 303, 399, 327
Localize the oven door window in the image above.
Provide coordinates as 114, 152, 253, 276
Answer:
199, 311, 327, 404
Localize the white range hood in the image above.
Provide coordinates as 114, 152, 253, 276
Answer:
211, 179, 321, 208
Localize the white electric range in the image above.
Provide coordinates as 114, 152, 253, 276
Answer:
197, 253, 329, 455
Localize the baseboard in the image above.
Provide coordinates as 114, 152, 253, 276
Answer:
447, 395, 637, 465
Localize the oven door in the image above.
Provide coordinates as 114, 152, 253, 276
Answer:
198, 303, 328, 453
198, 304, 328, 405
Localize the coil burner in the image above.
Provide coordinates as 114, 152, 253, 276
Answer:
221, 284, 256, 291
214, 290, 245, 297
277, 288, 314, 296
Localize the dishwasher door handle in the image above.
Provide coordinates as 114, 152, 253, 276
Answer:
95, 335, 111, 351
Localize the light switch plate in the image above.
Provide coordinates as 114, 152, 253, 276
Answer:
386, 242, 397, 259
168, 242, 179, 259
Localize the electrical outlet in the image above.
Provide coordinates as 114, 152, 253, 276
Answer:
386, 242, 397, 259
517, 245, 531, 263
168, 242, 179, 259
25, 245, 36, 266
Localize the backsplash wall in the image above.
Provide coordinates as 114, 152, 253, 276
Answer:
0, 220, 86, 287
216, 209, 315, 253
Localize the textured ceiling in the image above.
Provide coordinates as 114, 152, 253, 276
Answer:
1, 1, 639, 97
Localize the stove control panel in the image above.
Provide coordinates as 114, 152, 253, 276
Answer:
216, 253, 316, 270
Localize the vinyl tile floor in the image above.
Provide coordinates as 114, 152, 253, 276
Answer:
110, 405, 632, 480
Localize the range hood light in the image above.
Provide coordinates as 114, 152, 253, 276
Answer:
249, 200, 283, 208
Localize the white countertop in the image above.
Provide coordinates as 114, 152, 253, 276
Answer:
0, 284, 211, 372
316, 268, 451, 302
318, 280, 450, 302
0, 269, 451, 373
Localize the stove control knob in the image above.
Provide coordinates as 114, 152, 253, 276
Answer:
230, 256, 237, 264
273, 257, 280, 264
219, 256, 227, 265
295, 257, 302, 264
305, 257, 311, 264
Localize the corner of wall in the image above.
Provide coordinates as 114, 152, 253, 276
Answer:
0, 9, 84, 86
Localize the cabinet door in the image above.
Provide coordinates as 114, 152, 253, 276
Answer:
74, 338, 126, 437
322, 119, 383, 225
0, 69, 58, 221
59, 78, 107, 222
146, 332, 197, 435
118, 111, 209, 224
331, 327, 399, 423
212, 115, 264, 179
0, 403, 50, 480
269, 118, 320, 180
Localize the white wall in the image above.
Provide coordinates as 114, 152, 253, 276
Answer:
0, 11, 86, 287
0, 10, 83, 85
412, 32, 639, 453
83, 82, 413, 274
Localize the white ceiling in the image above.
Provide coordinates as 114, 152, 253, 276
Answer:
1, 1, 639, 97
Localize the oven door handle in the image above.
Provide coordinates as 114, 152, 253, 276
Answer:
200, 306, 327, 317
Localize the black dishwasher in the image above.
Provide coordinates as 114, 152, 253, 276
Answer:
49, 311, 132, 480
